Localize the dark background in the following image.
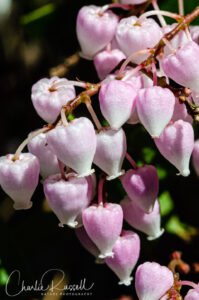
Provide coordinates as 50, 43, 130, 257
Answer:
0, 0, 199, 299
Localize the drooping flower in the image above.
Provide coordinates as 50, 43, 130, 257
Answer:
82, 203, 123, 259
105, 230, 140, 286
0, 153, 40, 210
31, 77, 75, 123
47, 117, 97, 177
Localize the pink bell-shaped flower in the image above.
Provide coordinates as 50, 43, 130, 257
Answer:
72, 175, 96, 229
0, 153, 40, 210
75, 226, 100, 258
135, 262, 174, 300
116, 16, 162, 64
192, 91, 199, 106
185, 286, 199, 300
121, 197, 164, 240
94, 49, 126, 80
99, 79, 137, 129
76, 5, 119, 59
192, 140, 199, 177
86, 173, 97, 202
94, 127, 127, 180
141, 73, 153, 88
31, 77, 76, 123
111, 37, 120, 50
120, 68, 145, 92
172, 98, 192, 123
46, 117, 97, 177
154, 120, 194, 177
105, 230, 140, 286
28, 132, 59, 179
136, 86, 175, 138
75, 226, 104, 263
103, 67, 143, 91
70, 174, 96, 229
127, 108, 140, 125
127, 73, 153, 125
82, 203, 123, 258
162, 23, 189, 55
190, 26, 199, 44
125, 73, 144, 91
161, 41, 199, 95
121, 165, 159, 213
43, 173, 90, 228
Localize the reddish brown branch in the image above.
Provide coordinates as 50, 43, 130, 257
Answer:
142, 6, 199, 68
52, 6, 199, 128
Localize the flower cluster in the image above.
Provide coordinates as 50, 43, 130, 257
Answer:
1, 0, 199, 298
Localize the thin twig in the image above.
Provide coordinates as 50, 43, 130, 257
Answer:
152, 0, 167, 26
178, 0, 184, 16
98, 176, 105, 205
125, 153, 138, 169
84, 96, 102, 130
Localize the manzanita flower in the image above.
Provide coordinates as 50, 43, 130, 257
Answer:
111, 36, 120, 50
192, 91, 199, 106
28, 132, 59, 179
94, 49, 126, 80
121, 165, 159, 213
172, 98, 192, 123
161, 41, 199, 95
136, 86, 175, 138
154, 120, 194, 177
46, 117, 97, 177
0, 153, 40, 210
184, 286, 199, 300
99, 79, 137, 129
31, 77, 76, 123
44, 173, 90, 228
105, 230, 140, 286
141, 73, 153, 88
94, 127, 127, 180
69, 174, 96, 228
190, 26, 199, 44
76, 5, 119, 59
75, 226, 103, 263
135, 262, 174, 300
192, 140, 199, 177
86, 173, 97, 202
116, 16, 162, 64
121, 197, 164, 240
162, 23, 189, 55
125, 71, 144, 91
127, 73, 153, 125
82, 203, 123, 258
127, 108, 140, 125
103, 67, 143, 91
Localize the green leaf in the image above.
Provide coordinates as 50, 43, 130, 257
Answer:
142, 147, 156, 163
156, 165, 167, 180
102, 119, 109, 127
0, 268, 9, 286
165, 215, 198, 242
21, 3, 56, 25
137, 160, 144, 167
68, 114, 75, 121
159, 191, 174, 216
